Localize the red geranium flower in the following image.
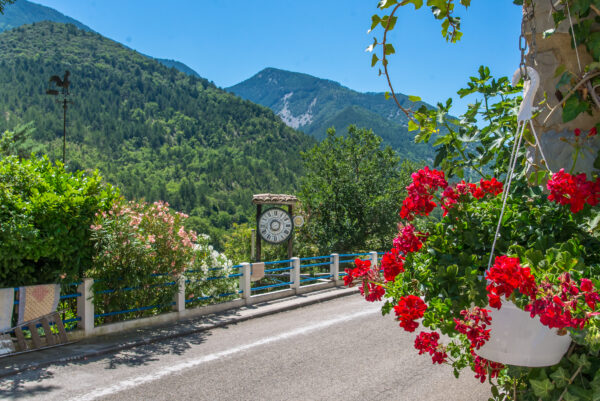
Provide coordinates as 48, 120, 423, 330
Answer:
394, 295, 427, 332
380, 248, 405, 282
393, 224, 425, 255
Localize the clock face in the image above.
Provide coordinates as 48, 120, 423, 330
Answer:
258, 208, 294, 244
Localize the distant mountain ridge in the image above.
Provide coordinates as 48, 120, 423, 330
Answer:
227, 67, 433, 161
0, 0, 202, 77
0, 21, 314, 245
0, 0, 92, 33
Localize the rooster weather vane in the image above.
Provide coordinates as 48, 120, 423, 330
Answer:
46, 70, 71, 164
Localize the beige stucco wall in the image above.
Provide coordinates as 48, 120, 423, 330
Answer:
525, 0, 599, 174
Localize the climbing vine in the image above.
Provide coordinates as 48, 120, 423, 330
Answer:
369, 0, 600, 126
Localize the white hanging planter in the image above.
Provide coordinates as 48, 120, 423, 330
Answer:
476, 300, 571, 367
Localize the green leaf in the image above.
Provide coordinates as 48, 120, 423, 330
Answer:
407, 0, 423, 9
549, 367, 570, 388
590, 370, 600, 393
371, 54, 379, 67
567, 385, 593, 401
384, 43, 395, 55
530, 378, 555, 398
408, 95, 422, 102
408, 119, 419, 132
587, 32, 600, 60
562, 95, 589, 123
569, 353, 592, 371
370, 15, 381, 31
384, 91, 391, 100
382, 15, 398, 30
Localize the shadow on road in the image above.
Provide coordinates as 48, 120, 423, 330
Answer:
0, 310, 244, 399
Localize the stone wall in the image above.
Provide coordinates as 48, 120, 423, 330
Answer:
525, 0, 599, 174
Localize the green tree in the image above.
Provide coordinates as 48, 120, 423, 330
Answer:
298, 126, 418, 254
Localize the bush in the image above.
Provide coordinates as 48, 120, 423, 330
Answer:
185, 235, 238, 307
90, 200, 197, 321
0, 156, 119, 286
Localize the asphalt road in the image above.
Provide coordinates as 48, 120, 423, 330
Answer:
0, 294, 491, 401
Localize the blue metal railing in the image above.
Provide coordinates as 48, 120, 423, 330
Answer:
10, 252, 382, 329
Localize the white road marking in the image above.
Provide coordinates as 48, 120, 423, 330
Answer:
69, 307, 379, 401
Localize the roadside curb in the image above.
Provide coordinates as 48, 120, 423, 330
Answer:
0, 286, 359, 379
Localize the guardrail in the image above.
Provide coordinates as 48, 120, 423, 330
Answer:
54, 251, 381, 339
6, 251, 386, 338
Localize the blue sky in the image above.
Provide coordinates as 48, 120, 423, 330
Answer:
33, 1, 523, 114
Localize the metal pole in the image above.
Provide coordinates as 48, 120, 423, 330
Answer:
62, 98, 66, 165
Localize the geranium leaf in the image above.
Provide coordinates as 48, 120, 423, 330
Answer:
530, 378, 554, 398
549, 367, 570, 388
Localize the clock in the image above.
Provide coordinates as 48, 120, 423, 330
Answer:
258, 207, 294, 244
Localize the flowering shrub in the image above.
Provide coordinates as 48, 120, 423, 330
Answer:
345, 166, 600, 399
90, 200, 197, 321
185, 234, 238, 307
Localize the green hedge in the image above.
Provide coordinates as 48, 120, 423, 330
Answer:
0, 156, 119, 286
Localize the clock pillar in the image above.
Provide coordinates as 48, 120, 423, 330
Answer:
255, 204, 262, 262
252, 193, 299, 263
287, 204, 293, 260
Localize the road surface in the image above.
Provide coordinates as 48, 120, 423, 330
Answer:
0, 294, 491, 400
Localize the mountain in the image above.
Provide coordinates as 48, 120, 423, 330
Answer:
154, 58, 200, 78
227, 68, 433, 161
0, 0, 201, 78
0, 0, 92, 32
0, 21, 315, 246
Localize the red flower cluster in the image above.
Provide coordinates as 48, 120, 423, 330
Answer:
343, 259, 385, 302
343, 258, 370, 286
400, 167, 448, 220
414, 331, 447, 364
393, 224, 425, 255
380, 248, 405, 282
440, 178, 504, 215
486, 256, 537, 309
547, 169, 600, 213
473, 355, 504, 383
454, 307, 492, 350
525, 273, 600, 330
479, 178, 503, 196
394, 295, 427, 332
574, 127, 597, 137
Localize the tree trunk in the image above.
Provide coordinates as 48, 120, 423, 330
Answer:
526, 0, 600, 174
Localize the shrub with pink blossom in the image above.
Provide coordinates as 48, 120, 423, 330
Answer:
90, 200, 197, 321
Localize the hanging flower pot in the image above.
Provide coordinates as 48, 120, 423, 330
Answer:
476, 300, 571, 367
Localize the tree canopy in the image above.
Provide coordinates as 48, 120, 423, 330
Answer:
298, 125, 418, 254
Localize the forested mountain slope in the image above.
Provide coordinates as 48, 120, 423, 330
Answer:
0, 21, 315, 244
228, 67, 434, 161
0, 0, 92, 33
0, 0, 201, 77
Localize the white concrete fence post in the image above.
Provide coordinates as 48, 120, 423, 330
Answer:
370, 251, 378, 269
240, 262, 251, 303
173, 274, 186, 312
330, 253, 340, 285
77, 278, 94, 333
291, 257, 300, 292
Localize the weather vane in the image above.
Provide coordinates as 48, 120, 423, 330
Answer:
46, 70, 71, 165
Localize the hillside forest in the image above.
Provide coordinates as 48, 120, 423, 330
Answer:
0, 21, 316, 246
